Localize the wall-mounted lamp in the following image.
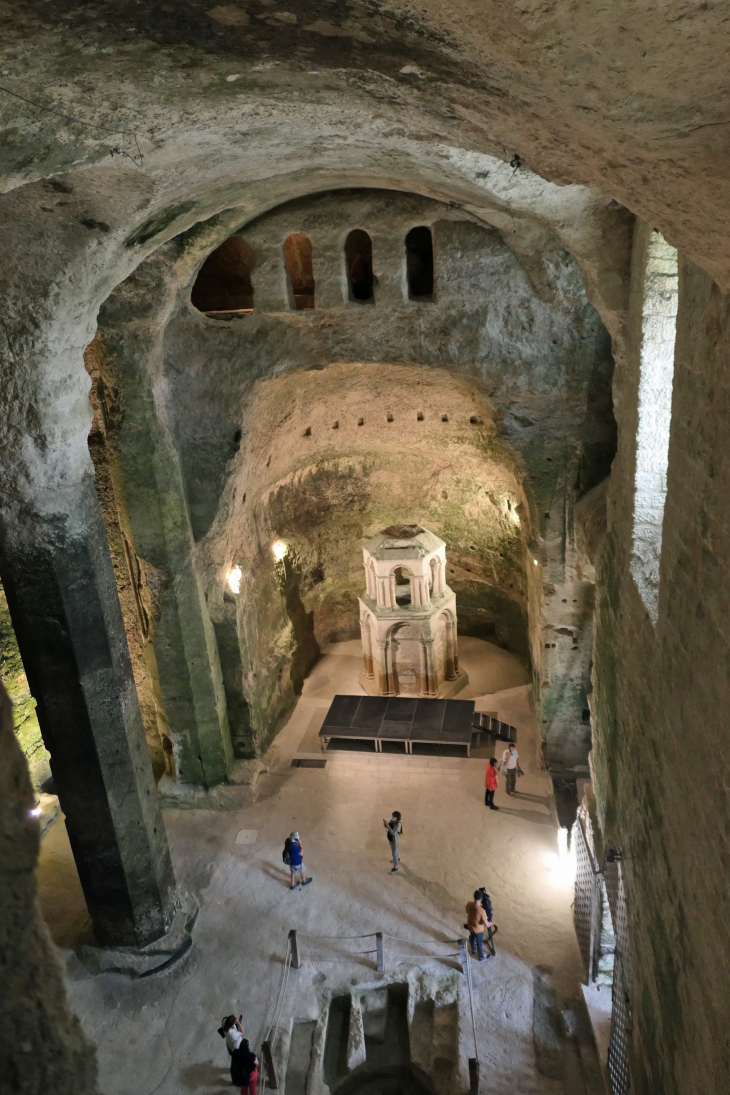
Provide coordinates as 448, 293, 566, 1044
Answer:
272, 541, 287, 562
533, 559, 539, 566
227, 565, 243, 594
29, 805, 42, 818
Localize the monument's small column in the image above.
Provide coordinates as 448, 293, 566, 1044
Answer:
445, 620, 457, 680
377, 639, 392, 694
451, 618, 460, 675
388, 572, 397, 608
424, 639, 439, 696
360, 615, 374, 678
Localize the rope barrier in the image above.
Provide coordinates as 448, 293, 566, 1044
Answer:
389, 952, 460, 959
465, 943, 479, 1065
296, 932, 375, 940
264, 936, 292, 1044
384, 934, 460, 945
298, 951, 378, 958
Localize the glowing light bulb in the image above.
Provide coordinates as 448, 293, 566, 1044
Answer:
533, 558, 539, 566
227, 566, 242, 594
29, 805, 42, 818
272, 541, 287, 561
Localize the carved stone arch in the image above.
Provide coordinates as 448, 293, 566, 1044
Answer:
387, 620, 423, 695
438, 607, 459, 680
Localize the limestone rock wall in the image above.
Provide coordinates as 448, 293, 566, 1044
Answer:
0, 581, 49, 790
157, 189, 615, 758
592, 231, 730, 1093
0, 680, 98, 1095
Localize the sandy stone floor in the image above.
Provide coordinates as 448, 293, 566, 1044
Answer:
38, 639, 603, 1095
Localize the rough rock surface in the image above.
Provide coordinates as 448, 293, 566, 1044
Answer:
0, 681, 98, 1095
2, 5, 730, 1095
0, 581, 49, 789
593, 241, 730, 1094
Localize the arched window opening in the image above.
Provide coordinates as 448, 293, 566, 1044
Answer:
631, 230, 678, 624
345, 229, 374, 303
406, 225, 434, 300
284, 233, 315, 310
191, 236, 255, 316
394, 566, 412, 606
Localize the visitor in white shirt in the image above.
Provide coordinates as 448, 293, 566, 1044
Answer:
223, 1015, 244, 1055
500, 742, 520, 796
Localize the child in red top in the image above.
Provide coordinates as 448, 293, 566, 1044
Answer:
484, 758, 499, 810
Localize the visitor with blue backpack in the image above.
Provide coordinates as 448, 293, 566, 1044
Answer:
283, 831, 312, 890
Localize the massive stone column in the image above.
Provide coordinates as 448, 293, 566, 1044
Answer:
0, 476, 179, 951
97, 260, 233, 788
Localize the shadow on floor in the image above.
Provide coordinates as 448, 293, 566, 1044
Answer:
179, 1061, 232, 1089
496, 807, 555, 827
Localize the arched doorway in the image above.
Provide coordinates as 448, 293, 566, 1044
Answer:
389, 623, 423, 694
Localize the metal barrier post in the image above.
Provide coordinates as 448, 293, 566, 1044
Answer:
262, 1040, 278, 1089
376, 932, 384, 973
468, 1058, 480, 1095
458, 938, 468, 973
289, 929, 301, 970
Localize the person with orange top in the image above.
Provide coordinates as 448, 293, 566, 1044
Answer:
484, 757, 499, 810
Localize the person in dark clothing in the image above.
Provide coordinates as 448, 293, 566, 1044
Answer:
231, 1039, 258, 1095
383, 810, 403, 873
475, 887, 497, 954
465, 890, 492, 961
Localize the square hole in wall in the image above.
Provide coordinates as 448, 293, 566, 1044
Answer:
235, 829, 258, 845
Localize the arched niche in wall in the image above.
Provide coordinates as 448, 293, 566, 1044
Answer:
191, 236, 256, 316
345, 229, 374, 303
393, 566, 412, 606
405, 225, 434, 301
284, 233, 315, 310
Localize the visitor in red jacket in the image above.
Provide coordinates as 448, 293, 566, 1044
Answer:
484, 758, 499, 810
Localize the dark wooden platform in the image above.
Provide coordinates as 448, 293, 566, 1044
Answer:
319, 695, 476, 755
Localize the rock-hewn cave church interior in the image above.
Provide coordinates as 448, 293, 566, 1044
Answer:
1, 5, 728, 1095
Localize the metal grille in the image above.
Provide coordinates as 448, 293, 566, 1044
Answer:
605, 857, 632, 1095
572, 818, 601, 981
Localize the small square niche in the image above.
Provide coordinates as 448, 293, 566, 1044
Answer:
235, 829, 258, 845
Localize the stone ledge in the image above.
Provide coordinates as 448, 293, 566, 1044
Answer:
157, 759, 268, 810
77, 892, 198, 978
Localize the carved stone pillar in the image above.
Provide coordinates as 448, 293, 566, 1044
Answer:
0, 479, 179, 949
377, 639, 392, 695
451, 618, 460, 675
418, 640, 429, 695
445, 617, 457, 680
424, 639, 438, 696
360, 615, 374, 678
